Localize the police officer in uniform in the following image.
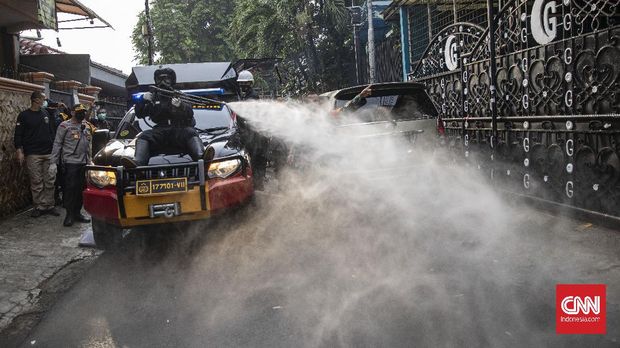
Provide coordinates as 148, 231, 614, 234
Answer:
49, 104, 93, 226
124, 67, 207, 167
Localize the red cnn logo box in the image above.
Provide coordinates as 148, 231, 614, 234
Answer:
556, 284, 606, 334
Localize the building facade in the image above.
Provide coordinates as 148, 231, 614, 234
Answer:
0, 0, 115, 216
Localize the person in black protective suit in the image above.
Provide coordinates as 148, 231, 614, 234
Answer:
123, 68, 208, 167
237, 70, 260, 100
235, 70, 270, 189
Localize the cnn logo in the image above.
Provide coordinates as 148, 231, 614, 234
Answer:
556, 284, 606, 334
560, 296, 600, 315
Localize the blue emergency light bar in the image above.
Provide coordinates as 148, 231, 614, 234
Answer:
131, 92, 146, 103
182, 88, 225, 96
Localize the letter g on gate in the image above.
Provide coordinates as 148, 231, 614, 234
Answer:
531, 0, 558, 45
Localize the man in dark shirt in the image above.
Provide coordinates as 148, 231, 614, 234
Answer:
91, 107, 112, 130
14, 91, 60, 217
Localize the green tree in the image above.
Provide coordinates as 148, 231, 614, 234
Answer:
228, 0, 355, 94
132, 0, 235, 64
132, 0, 357, 95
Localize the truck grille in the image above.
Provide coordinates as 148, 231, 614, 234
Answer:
123, 165, 200, 188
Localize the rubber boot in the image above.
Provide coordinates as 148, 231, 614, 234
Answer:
186, 136, 205, 162
123, 138, 151, 168
203, 145, 215, 162
134, 139, 151, 166
63, 213, 74, 227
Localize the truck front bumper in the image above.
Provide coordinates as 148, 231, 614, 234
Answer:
83, 159, 253, 228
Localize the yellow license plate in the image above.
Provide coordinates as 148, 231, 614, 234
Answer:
136, 178, 188, 196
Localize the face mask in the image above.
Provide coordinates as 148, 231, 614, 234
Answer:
41, 100, 48, 108
98, 113, 107, 120
75, 111, 86, 121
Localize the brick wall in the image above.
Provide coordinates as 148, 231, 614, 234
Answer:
0, 78, 44, 217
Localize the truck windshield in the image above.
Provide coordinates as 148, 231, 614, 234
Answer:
116, 105, 233, 140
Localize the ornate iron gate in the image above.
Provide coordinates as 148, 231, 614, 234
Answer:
410, 0, 620, 218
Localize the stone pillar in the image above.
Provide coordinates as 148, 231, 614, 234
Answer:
54, 80, 82, 105
20, 72, 55, 96
79, 86, 102, 100
78, 86, 102, 106
78, 93, 95, 106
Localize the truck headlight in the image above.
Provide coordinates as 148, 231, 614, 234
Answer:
208, 159, 241, 179
88, 170, 117, 188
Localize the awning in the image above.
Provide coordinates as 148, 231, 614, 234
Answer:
0, 0, 112, 32
56, 0, 114, 29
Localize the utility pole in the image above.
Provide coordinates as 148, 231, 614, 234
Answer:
366, 0, 376, 83
144, 0, 154, 65
347, 5, 363, 85
353, 24, 362, 84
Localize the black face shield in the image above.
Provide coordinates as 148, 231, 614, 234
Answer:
154, 68, 177, 88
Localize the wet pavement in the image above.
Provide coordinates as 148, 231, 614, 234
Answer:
0, 208, 100, 346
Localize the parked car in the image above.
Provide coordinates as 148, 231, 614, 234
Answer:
325, 82, 439, 144
83, 63, 254, 249
280, 82, 440, 175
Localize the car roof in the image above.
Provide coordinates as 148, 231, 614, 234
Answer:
127, 62, 236, 86
329, 82, 429, 100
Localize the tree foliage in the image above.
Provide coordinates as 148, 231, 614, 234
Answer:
132, 0, 357, 95
132, 0, 235, 64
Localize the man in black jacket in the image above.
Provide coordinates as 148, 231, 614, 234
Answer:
14, 91, 60, 217
124, 68, 208, 167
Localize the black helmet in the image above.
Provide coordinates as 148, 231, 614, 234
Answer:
154, 67, 177, 87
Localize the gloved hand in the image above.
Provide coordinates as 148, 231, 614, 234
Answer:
143, 92, 154, 102
48, 163, 57, 177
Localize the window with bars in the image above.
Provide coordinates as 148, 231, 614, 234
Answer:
456, 0, 488, 27
407, 0, 494, 68
429, 2, 454, 37
409, 5, 429, 63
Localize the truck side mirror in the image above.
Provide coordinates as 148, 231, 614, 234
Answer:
93, 129, 110, 155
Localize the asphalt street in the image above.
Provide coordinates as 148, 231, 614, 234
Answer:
17, 170, 620, 348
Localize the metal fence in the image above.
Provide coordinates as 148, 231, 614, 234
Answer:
407, 0, 620, 219
49, 89, 72, 106
376, 35, 403, 82
97, 99, 127, 131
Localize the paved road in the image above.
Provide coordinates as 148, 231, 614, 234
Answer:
0, 208, 99, 343
18, 167, 620, 348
